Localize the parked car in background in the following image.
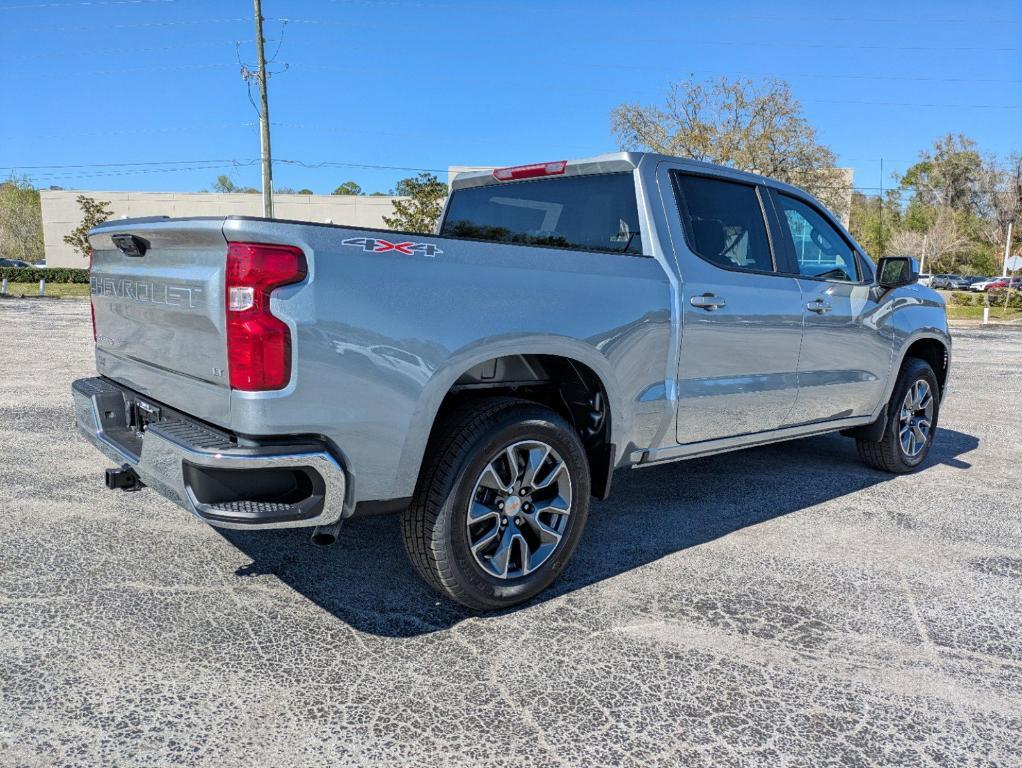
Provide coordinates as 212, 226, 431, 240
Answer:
0, 258, 32, 268
970, 277, 1004, 291
984, 277, 1022, 292
917, 273, 934, 287
931, 274, 970, 290
963, 276, 988, 289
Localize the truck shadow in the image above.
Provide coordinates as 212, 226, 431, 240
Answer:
220, 428, 978, 638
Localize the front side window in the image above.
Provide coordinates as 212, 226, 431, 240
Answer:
673, 173, 774, 272
775, 194, 859, 282
440, 172, 643, 255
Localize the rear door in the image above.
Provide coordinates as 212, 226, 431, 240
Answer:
767, 190, 893, 423
665, 168, 805, 444
89, 219, 232, 423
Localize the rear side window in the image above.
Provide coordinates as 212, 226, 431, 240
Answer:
774, 194, 859, 282
672, 173, 774, 272
440, 173, 644, 255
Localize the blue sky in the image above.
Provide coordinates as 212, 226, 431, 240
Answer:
1, 0, 1019, 196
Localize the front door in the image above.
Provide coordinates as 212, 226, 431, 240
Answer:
769, 191, 893, 423
669, 171, 805, 444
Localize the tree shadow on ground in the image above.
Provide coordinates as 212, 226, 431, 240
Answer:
220, 428, 978, 637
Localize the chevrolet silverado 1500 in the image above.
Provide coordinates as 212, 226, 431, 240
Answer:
73, 153, 950, 609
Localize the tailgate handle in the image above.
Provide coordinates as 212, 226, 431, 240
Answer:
111, 233, 150, 257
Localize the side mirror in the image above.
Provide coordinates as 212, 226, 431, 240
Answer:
876, 256, 919, 289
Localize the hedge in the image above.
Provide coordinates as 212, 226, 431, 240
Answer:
0, 267, 90, 284
948, 290, 1022, 309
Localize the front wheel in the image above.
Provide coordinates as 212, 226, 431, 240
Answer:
402, 398, 590, 611
857, 358, 940, 473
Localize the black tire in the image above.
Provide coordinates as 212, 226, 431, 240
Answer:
402, 397, 591, 611
857, 358, 940, 473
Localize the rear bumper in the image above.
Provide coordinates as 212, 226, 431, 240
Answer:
72, 377, 347, 530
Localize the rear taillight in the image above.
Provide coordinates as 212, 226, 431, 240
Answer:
88, 249, 96, 342
492, 160, 567, 181
225, 241, 307, 391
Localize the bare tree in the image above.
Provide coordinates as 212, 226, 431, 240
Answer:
0, 175, 43, 263
977, 153, 1022, 262
889, 207, 970, 273
611, 77, 848, 214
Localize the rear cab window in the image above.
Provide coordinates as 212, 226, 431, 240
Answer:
671, 172, 775, 273
440, 172, 644, 255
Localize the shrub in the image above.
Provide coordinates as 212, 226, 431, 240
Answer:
988, 290, 1022, 309
947, 291, 983, 306
0, 266, 90, 283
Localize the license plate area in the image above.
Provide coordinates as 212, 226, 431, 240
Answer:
129, 398, 163, 437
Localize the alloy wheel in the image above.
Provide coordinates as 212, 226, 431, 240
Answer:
899, 379, 934, 458
466, 440, 572, 579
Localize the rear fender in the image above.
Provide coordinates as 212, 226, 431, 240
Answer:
393, 336, 622, 500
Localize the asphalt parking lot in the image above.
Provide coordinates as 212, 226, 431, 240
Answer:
2, 300, 1020, 767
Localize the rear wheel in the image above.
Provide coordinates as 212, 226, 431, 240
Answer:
402, 398, 590, 611
857, 358, 940, 473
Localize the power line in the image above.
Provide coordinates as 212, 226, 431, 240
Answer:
324, 2, 1022, 24
0, 0, 174, 8
285, 63, 1022, 109
0, 159, 255, 170
0, 39, 253, 61
3, 122, 257, 141
2, 62, 236, 78
7, 58, 1018, 93
25, 16, 250, 32
22, 161, 258, 182
279, 18, 1022, 52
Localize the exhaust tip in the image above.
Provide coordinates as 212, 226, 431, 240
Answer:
310, 531, 337, 547
310, 520, 343, 547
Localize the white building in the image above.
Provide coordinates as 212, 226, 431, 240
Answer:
40, 190, 405, 268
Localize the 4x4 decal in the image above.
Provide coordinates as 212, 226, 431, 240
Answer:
341, 237, 442, 258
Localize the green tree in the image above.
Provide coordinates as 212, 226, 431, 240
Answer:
211, 175, 239, 193
894, 134, 1012, 274
63, 195, 113, 261
210, 175, 258, 193
383, 173, 448, 233
848, 191, 902, 258
332, 180, 363, 196
899, 134, 983, 213
611, 76, 847, 214
297, 188, 314, 195
0, 175, 44, 263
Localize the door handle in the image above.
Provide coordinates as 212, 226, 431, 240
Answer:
806, 299, 832, 314
690, 294, 726, 310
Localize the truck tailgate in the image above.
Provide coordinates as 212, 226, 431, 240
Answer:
88, 219, 231, 423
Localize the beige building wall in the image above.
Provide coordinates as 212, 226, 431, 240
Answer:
447, 165, 497, 187
41, 190, 405, 268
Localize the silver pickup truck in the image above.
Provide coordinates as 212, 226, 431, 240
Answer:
74, 152, 950, 610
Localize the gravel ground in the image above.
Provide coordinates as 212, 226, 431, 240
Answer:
2, 300, 1020, 767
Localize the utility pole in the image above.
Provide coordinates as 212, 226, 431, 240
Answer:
878, 158, 884, 257
1003, 165, 1022, 277
253, 0, 273, 218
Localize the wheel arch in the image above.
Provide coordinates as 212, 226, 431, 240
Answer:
897, 333, 950, 395
396, 339, 623, 502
